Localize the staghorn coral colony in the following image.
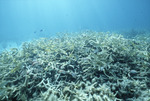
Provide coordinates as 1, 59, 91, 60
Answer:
0, 31, 150, 101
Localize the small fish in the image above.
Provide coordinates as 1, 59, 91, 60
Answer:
34, 29, 43, 34
40, 29, 43, 32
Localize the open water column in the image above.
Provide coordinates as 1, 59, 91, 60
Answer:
0, 0, 150, 101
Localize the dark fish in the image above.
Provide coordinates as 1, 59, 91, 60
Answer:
40, 29, 43, 32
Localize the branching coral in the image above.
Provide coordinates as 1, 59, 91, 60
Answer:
0, 31, 149, 101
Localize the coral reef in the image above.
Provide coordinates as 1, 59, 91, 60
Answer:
0, 31, 150, 101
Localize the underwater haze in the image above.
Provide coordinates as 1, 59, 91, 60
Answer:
0, 0, 150, 50
1, 0, 150, 101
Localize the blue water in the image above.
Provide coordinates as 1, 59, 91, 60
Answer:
0, 0, 150, 50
